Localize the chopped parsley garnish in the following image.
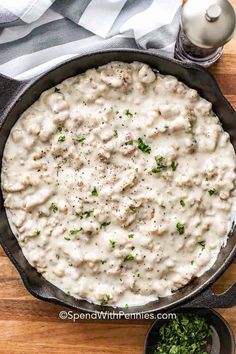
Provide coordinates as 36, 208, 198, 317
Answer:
208, 188, 216, 196
124, 254, 135, 261
68, 262, 73, 267
57, 126, 63, 132
155, 314, 212, 354
77, 136, 86, 144
198, 240, 206, 249
128, 234, 134, 238
58, 135, 65, 142
109, 240, 116, 248
138, 138, 151, 154
54, 87, 60, 93
69, 228, 83, 235
114, 130, 118, 138
129, 205, 136, 213
91, 187, 98, 196
171, 160, 178, 171
50, 203, 58, 213
155, 155, 164, 164
80, 210, 93, 219
100, 294, 111, 305
160, 204, 166, 209
100, 221, 111, 228
32, 230, 40, 237
152, 155, 167, 173
64, 237, 71, 241
180, 200, 185, 207
125, 304, 129, 309
125, 140, 133, 145
176, 223, 185, 235
101, 260, 107, 264
124, 109, 133, 118
67, 291, 71, 296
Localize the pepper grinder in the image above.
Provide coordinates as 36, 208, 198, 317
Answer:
175, 0, 236, 67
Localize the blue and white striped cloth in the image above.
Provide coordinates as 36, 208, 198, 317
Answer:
0, 0, 181, 80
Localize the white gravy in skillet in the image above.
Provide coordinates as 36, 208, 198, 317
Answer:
2, 62, 236, 307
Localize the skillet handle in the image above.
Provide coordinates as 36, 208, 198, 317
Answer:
187, 283, 236, 308
0, 74, 27, 117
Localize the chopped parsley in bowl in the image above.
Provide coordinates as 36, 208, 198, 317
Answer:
144, 308, 235, 354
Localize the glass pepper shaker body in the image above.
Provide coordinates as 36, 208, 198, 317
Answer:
175, 0, 236, 67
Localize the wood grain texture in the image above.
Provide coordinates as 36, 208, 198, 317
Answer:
1, 6, 236, 352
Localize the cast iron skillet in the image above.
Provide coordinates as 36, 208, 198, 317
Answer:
0, 49, 236, 314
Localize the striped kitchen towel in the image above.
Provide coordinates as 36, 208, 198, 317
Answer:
0, 0, 181, 80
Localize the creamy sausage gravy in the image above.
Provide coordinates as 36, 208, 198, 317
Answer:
2, 62, 236, 307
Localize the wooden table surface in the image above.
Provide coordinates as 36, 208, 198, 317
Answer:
1, 11, 236, 354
